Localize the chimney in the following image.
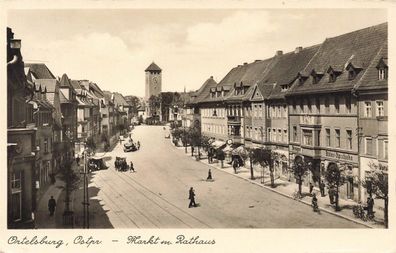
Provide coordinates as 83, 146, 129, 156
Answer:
295, 46, 303, 54
255, 60, 261, 62
210, 76, 213, 79
243, 62, 248, 65
276, 50, 283, 56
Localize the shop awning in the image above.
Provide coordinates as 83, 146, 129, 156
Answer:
211, 140, 226, 149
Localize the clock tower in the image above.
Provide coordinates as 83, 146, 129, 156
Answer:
145, 62, 162, 101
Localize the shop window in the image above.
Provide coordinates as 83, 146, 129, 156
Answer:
334, 97, 340, 113
302, 129, 313, 146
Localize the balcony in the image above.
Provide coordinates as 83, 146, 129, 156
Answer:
227, 115, 241, 125
299, 115, 321, 127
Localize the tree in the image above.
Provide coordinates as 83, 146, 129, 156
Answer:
249, 148, 278, 186
324, 163, 347, 211
290, 156, 312, 197
85, 136, 96, 155
187, 125, 202, 158
362, 163, 388, 227
200, 136, 211, 153
148, 95, 161, 117
216, 149, 225, 168
124, 95, 140, 116
58, 159, 80, 216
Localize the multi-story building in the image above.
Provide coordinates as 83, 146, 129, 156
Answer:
25, 63, 63, 173
59, 74, 78, 160
195, 76, 230, 142
113, 92, 130, 134
353, 40, 388, 200
7, 27, 36, 228
262, 45, 320, 179
31, 82, 54, 200
287, 23, 387, 202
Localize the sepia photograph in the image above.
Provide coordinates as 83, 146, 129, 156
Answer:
4, 5, 391, 234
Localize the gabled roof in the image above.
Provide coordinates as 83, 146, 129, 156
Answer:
60, 73, 72, 88
288, 22, 387, 95
34, 79, 58, 93
71, 80, 82, 90
145, 62, 162, 72
354, 40, 388, 92
25, 63, 56, 79
113, 92, 129, 106
192, 76, 218, 104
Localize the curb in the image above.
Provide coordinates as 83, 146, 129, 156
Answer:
169, 140, 376, 228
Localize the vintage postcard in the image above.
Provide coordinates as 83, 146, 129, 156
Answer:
1, 1, 395, 253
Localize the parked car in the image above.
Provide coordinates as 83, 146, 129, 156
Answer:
88, 157, 108, 171
124, 142, 137, 152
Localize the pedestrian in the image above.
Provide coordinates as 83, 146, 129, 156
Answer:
130, 161, 135, 172
328, 186, 334, 205
137, 141, 140, 150
233, 159, 238, 174
191, 146, 194, 156
48, 196, 56, 216
309, 181, 314, 194
319, 180, 325, 197
367, 196, 374, 216
188, 187, 197, 208
311, 193, 319, 212
207, 169, 212, 180
76, 155, 80, 166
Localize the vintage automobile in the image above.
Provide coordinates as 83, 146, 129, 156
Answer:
115, 157, 128, 171
88, 157, 108, 171
124, 142, 137, 152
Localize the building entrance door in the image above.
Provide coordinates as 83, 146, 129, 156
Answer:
347, 177, 354, 199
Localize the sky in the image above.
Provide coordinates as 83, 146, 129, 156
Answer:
8, 9, 387, 97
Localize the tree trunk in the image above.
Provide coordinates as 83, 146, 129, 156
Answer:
335, 183, 340, 211
250, 158, 255, 180
269, 167, 275, 188
298, 176, 302, 196
198, 146, 201, 159
384, 196, 388, 228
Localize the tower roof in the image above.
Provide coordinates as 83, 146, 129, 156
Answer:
145, 62, 162, 72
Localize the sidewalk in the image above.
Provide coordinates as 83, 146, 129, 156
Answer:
34, 161, 80, 229
173, 144, 385, 228
34, 173, 65, 228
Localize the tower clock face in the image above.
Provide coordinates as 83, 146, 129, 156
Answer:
153, 76, 158, 84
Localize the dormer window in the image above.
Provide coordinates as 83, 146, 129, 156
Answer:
348, 70, 356, 80
329, 72, 336, 83
345, 63, 361, 81
311, 70, 323, 84
213, 109, 217, 117
281, 84, 288, 92
377, 58, 388, 80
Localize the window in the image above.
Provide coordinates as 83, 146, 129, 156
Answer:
384, 140, 388, 159
292, 100, 296, 113
376, 101, 384, 117
283, 129, 288, 143
44, 138, 48, 153
278, 129, 282, 142
307, 99, 312, 113
335, 129, 340, 148
272, 129, 276, 142
329, 73, 336, 83
326, 128, 331, 147
283, 105, 287, 118
346, 130, 353, 150
316, 130, 321, 146
334, 97, 340, 113
365, 138, 373, 155
302, 129, 313, 146
364, 102, 372, 117
267, 128, 271, 142
378, 68, 388, 80
293, 126, 297, 142
348, 70, 356, 80
11, 171, 22, 189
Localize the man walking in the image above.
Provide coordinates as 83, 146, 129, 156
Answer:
367, 196, 374, 217
48, 196, 56, 216
76, 154, 80, 166
130, 161, 135, 172
207, 169, 213, 180
319, 179, 326, 197
188, 187, 197, 208
233, 159, 238, 174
